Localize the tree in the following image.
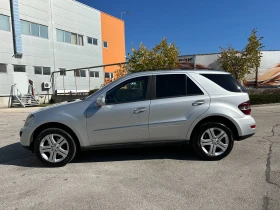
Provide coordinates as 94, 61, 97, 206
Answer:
218, 29, 264, 83
244, 28, 264, 88
114, 64, 127, 80
218, 46, 249, 81
127, 37, 180, 72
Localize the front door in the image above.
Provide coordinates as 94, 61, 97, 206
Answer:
13, 71, 29, 94
86, 76, 151, 146
149, 73, 210, 141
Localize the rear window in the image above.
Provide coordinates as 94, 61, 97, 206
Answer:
201, 74, 246, 92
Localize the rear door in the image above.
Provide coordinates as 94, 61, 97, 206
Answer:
148, 73, 210, 141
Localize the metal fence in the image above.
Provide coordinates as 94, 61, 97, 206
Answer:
50, 62, 127, 95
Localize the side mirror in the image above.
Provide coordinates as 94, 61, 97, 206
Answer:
96, 96, 105, 106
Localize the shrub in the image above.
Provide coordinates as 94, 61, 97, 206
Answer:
89, 89, 99, 95
249, 93, 280, 105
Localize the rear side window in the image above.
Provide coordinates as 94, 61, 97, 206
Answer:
155, 74, 204, 99
187, 77, 204, 95
201, 74, 246, 92
156, 74, 186, 98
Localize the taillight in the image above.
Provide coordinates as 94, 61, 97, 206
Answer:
238, 101, 251, 115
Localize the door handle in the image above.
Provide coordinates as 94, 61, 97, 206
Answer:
133, 107, 146, 114
192, 100, 205, 106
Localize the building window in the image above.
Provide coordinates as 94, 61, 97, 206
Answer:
56, 29, 83, 46
60, 68, 66, 76
20, 20, 48, 39
34, 66, 42, 74
88, 37, 98, 45
43, 67, 51, 75
89, 71, 99, 78
74, 70, 86, 77
14, 65, 26, 72
103, 41, 108, 48
105, 72, 113, 79
0, 63, 7, 73
34, 66, 51, 75
0, 14, 10, 31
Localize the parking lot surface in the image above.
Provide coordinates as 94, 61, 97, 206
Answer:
0, 106, 279, 210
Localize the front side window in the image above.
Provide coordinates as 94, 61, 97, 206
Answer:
0, 14, 10, 31
201, 74, 246, 92
106, 76, 149, 104
156, 74, 186, 99
14, 65, 26, 72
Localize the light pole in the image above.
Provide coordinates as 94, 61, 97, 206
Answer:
121, 12, 130, 20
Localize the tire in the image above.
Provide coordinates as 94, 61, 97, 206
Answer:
192, 122, 234, 160
34, 128, 77, 167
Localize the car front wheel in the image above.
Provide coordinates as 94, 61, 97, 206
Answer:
192, 122, 234, 160
34, 128, 76, 167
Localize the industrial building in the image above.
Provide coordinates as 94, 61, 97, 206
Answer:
0, 0, 125, 107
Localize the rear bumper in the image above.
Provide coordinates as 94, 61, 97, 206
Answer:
236, 133, 255, 141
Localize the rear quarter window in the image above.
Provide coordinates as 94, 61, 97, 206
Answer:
201, 74, 246, 93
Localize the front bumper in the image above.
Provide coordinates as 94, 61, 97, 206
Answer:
20, 126, 35, 150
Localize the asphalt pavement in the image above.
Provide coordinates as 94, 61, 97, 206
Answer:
0, 106, 279, 210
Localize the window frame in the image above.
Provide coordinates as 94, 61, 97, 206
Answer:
150, 74, 204, 100
74, 69, 86, 77
88, 37, 98, 45
0, 14, 11, 32
89, 71, 99, 78
34, 66, 51, 75
103, 41, 108, 48
20, 20, 48, 39
56, 28, 84, 46
105, 76, 152, 105
105, 72, 114, 79
13, 65, 26, 72
59, 68, 66, 76
0, 63, 7, 73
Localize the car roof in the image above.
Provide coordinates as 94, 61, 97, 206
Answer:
128, 69, 229, 77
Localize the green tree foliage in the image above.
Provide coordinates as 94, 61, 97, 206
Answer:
218, 46, 249, 81
218, 29, 264, 83
244, 28, 264, 87
127, 38, 180, 72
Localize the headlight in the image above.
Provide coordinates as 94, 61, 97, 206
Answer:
24, 114, 34, 126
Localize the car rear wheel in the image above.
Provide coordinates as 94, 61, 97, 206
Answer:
34, 128, 76, 167
192, 122, 234, 160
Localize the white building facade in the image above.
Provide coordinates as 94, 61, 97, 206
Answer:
0, 0, 124, 107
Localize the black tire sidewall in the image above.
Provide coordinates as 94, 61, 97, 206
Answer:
34, 128, 76, 167
192, 122, 234, 160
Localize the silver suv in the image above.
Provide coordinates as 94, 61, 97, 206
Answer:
20, 70, 256, 167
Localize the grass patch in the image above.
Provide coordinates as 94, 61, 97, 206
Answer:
249, 93, 280, 105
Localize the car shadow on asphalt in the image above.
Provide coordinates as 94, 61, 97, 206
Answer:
0, 143, 199, 168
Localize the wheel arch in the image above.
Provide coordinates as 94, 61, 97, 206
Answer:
188, 115, 240, 142
31, 122, 81, 152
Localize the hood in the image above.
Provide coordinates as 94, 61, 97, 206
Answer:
32, 99, 83, 114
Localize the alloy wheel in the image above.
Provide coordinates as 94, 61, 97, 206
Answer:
39, 134, 69, 163
200, 127, 229, 156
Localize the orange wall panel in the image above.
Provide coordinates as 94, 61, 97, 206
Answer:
101, 12, 126, 74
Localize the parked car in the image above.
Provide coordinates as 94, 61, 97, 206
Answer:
20, 70, 256, 167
